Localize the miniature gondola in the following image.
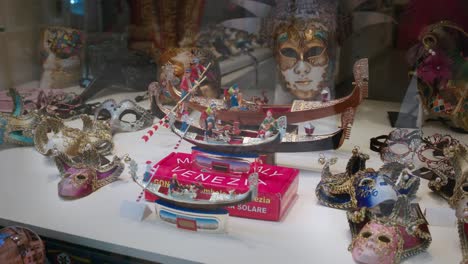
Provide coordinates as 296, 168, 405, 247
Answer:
129, 160, 258, 210
150, 84, 353, 153
158, 59, 368, 126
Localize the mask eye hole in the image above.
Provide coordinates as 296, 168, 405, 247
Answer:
120, 112, 138, 124
359, 178, 374, 187
97, 109, 111, 120
280, 48, 299, 59
304, 46, 324, 59
388, 142, 410, 155
462, 184, 468, 193
378, 235, 391, 243
76, 174, 86, 180
361, 231, 372, 238
97, 142, 109, 150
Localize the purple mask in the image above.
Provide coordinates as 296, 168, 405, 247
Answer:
53, 145, 124, 199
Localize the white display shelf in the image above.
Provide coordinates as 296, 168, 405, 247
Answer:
0, 88, 466, 264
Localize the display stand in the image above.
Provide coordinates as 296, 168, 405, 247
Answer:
155, 200, 228, 233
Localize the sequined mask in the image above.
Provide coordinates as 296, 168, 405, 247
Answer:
417, 134, 464, 200
94, 99, 153, 132
348, 197, 432, 264
0, 89, 41, 146
350, 222, 400, 264
371, 129, 423, 166
446, 144, 468, 209
455, 183, 468, 223
34, 115, 113, 157
316, 148, 420, 209
274, 19, 331, 100
53, 145, 124, 199
410, 21, 467, 132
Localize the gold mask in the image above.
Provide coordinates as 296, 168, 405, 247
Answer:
274, 19, 332, 100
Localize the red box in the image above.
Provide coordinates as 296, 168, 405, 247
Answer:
144, 152, 299, 221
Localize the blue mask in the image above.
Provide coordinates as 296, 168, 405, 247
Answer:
353, 171, 398, 208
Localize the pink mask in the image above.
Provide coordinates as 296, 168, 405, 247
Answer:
349, 197, 432, 264
350, 222, 400, 264
53, 145, 124, 199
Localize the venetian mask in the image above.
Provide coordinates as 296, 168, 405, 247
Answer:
455, 184, 468, 223
410, 21, 467, 132
42, 26, 83, 60
416, 134, 465, 201
371, 129, 422, 166
158, 48, 221, 99
274, 20, 332, 100
0, 89, 41, 146
353, 170, 399, 208
348, 197, 432, 264
94, 99, 153, 132
53, 145, 124, 199
446, 144, 468, 208
350, 222, 400, 264
34, 115, 113, 157
317, 147, 420, 210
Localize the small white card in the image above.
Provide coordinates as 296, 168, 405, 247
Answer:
424, 207, 457, 227
120, 200, 153, 221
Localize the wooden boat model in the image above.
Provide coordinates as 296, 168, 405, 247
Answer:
129, 160, 258, 210
170, 116, 286, 154
150, 85, 355, 152
158, 58, 368, 126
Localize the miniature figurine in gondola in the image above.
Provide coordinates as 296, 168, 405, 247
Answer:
169, 173, 181, 194
259, 110, 278, 138
190, 57, 206, 83
200, 102, 217, 129
180, 68, 193, 100
180, 104, 190, 132
143, 161, 152, 181
228, 84, 240, 108
205, 121, 215, 138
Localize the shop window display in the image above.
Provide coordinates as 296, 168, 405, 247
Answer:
0, 0, 466, 263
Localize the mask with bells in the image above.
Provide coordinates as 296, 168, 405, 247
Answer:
350, 222, 401, 264
348, 196, 432, 264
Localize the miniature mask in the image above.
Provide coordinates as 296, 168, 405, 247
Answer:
0, 89, 41, 146
34, 115, 113, 157
94, 99, 153, 132
53, 145, 124, 199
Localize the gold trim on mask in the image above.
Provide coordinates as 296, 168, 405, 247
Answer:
274, 19, 332, 100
